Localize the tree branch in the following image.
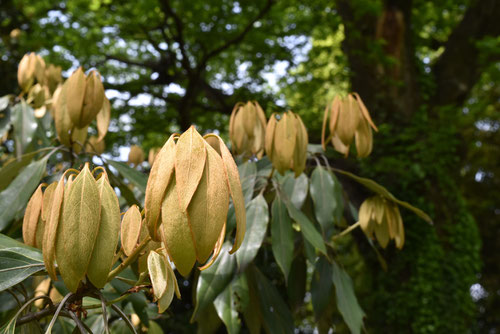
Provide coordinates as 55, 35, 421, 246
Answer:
160, 0, 193, 73
104, 54, 159, 70
200, 0, 274, 67
432, 0, 500, 106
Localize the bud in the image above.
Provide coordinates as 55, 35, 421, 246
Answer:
144, 126, 246, 276
359, 196, 404, 249
322, 93, 378, 158
148, 147, 161, 166
229, 101, 267, 159
27, 83, 46, 109
44, 64, 63, 94
265, 111, 309, 176
86, 136, 105, 154
148, 250, 181, 313
63, 67, 105, 129
128, 145, 145, 167
18, 53, 46, 92
31, 164, 121, 291
96, 96, 111, 142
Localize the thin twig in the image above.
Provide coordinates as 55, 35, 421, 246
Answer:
6, 289, 22, 308
107, 235, 151, 282
332, 221, 361, 240
111, 304, 138, 334
45, 292, 74, 333
96, 291, 110, 334
67, 310, 89, 334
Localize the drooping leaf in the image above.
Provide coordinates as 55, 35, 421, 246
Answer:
281, 172, 309, 209
311, 256, 334, 319
106, 159, 148, 194
10, 100, 37, 155
287, 254, 307, 312
0, 233, 45, 292
0, 148, 52, 192
192, 243, 236, 321
247, 266, 294, 334
235, 195, 269, 271
0, 157, 47, 231
310, 166, 337, 232
332, 261, 365, 334
284, 198, 326, 255
213, 275, 248, 334
237, 161, 257, 204
333, 168, 432, 224
0, 99, 11, 140
271, 196, 294, 281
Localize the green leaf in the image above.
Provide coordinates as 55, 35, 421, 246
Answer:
332, 261, 365, 334
0, 99, 11, 139
333, 168, 432, 224
106, 159, 147, 194
310, 166, 342, 232
213, 275, 248, 334
0, 157, 47, 231
0, 234, 44, 292
281, 172, 309, 209
237, 161, 257, 203
148, 321, 164, 334
0, 148, 53, 191
247, 266, 294, 334
284, 198, 326, 255
192, 243, 236, 321
0, 95, 10, 111
10, 100, 37, 156
311, 257, 334, 319
271, 196, 294, 281
235, 195, 269, 271
287, 254, 307, 312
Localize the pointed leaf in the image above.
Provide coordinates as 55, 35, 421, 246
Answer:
247, 266, 294, 334
235, 195, 269, 271
0, 158, 47, 231
0, 234, 44, 292
271, 196, 293, 280
214, 276, 248, 334
106, 160, 147, 194
332, 261, 365, 334
333, 168, 432, 224
311, 257, 334, 319
281, 172, 308, 209
192, 243, 236, 321
284, 199, 326, 255
310, 166, 339, 232
11, 100, 37, 155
